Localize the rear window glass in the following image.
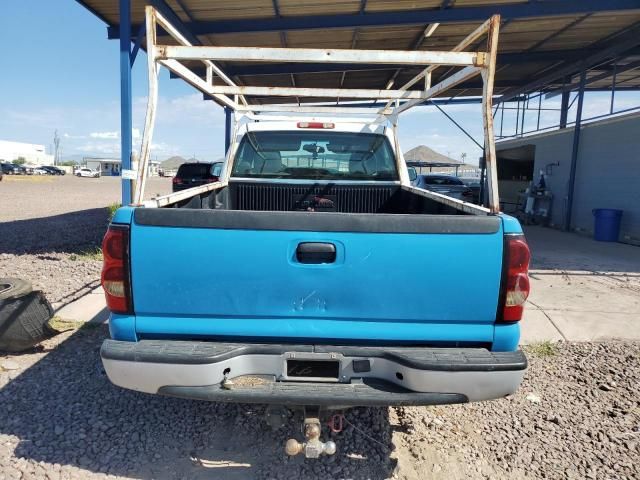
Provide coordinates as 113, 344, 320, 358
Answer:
231, 130, 398, 180
177, 164, 212, 178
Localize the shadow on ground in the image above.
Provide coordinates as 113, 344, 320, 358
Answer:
0, 325, 396, 479
524, 225, 640, 274
0, 208, 109, 255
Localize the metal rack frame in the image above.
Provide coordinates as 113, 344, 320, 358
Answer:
135, 6, 501, 214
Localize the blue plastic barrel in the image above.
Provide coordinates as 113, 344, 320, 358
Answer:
592, 209, 623, 242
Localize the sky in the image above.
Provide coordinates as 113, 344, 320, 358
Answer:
1, 1, 638, 164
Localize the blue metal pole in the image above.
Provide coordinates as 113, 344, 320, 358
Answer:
224, 108, 232, 154
119, 0, 132, 205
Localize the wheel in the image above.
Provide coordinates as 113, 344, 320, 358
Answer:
0, 291, 55, 352
0, 278, 32, 300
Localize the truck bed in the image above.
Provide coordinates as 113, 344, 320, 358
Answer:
113, 188, 512, 349
172, 181, 474, 216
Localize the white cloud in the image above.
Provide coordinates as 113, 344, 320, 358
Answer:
75, 141, 120, 156
133, 93, 224, 127
90, 131, 119, 139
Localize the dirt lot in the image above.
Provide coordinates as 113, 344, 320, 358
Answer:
1, 174, 639, 479
0, 175, 170, 305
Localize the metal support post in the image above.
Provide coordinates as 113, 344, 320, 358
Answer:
119, 0, 133, 205
519, 93, 526, 135
536, 91, 542, 130
564, 69, 586, 232
559, 77, 570, 128
224, 107, 232, 154
610, 64, 617, 114
479, 153, 486, 207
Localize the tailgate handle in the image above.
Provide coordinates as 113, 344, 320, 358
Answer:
296, 242, 336, 264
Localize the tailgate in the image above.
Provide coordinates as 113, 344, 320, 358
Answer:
129, 209, 503, 344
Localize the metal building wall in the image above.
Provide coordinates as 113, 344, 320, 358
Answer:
497, 112, 640, 244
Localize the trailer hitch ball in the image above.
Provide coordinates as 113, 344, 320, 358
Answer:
285, 438, 337, 458
285, 417, 336, 458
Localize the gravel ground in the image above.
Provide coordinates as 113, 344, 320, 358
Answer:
0, 175, 171, 305
0, 330, 638, 480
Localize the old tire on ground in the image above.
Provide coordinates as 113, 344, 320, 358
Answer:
0, 291, 56, 352
0, 278, 33, 300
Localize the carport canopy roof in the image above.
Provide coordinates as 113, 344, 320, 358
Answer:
77, 0, 640, 104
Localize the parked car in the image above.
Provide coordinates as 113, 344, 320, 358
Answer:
411, 174, 475, 201
1, 163, 25, 175
33, 167, 49, 175
2, 163, 13, 175
171, 161, 222, 192
41, 166, 66, 175
76, 167, 100, 178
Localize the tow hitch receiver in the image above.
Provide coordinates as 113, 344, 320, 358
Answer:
285, 408, 336, 459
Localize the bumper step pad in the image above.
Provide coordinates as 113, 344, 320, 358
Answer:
102, 339, 527, 372
159, 379, 467, 407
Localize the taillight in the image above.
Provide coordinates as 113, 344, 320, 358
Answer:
499, 235, 530, 322
172, 176, 181, 184
101, 225, 132, 314
297, 122, 335, 129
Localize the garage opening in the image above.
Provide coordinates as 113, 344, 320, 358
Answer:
496, 145, 535, 214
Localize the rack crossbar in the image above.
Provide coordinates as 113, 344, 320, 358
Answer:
209, 85, 445, 100
156, 45, 481, 67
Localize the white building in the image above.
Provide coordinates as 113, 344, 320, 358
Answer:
0, 140, 54, 166
85, 157, 122, 176
84, 157, 161, 176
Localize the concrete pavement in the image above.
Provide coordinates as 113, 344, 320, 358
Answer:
55, 226, 640, 344
55, 286, 109, 325
520, 226, 640, 343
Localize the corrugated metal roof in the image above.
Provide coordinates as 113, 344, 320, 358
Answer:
77, 0, 640, 104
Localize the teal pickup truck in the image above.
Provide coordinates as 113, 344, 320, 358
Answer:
100, 119, 529, 457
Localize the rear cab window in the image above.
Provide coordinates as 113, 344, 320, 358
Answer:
231, 131, 398, 181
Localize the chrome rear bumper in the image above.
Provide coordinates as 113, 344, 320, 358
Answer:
101, 340, 527, 407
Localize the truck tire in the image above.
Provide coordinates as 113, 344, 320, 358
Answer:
0, 278, 32, 300
0, 291, 55, 352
